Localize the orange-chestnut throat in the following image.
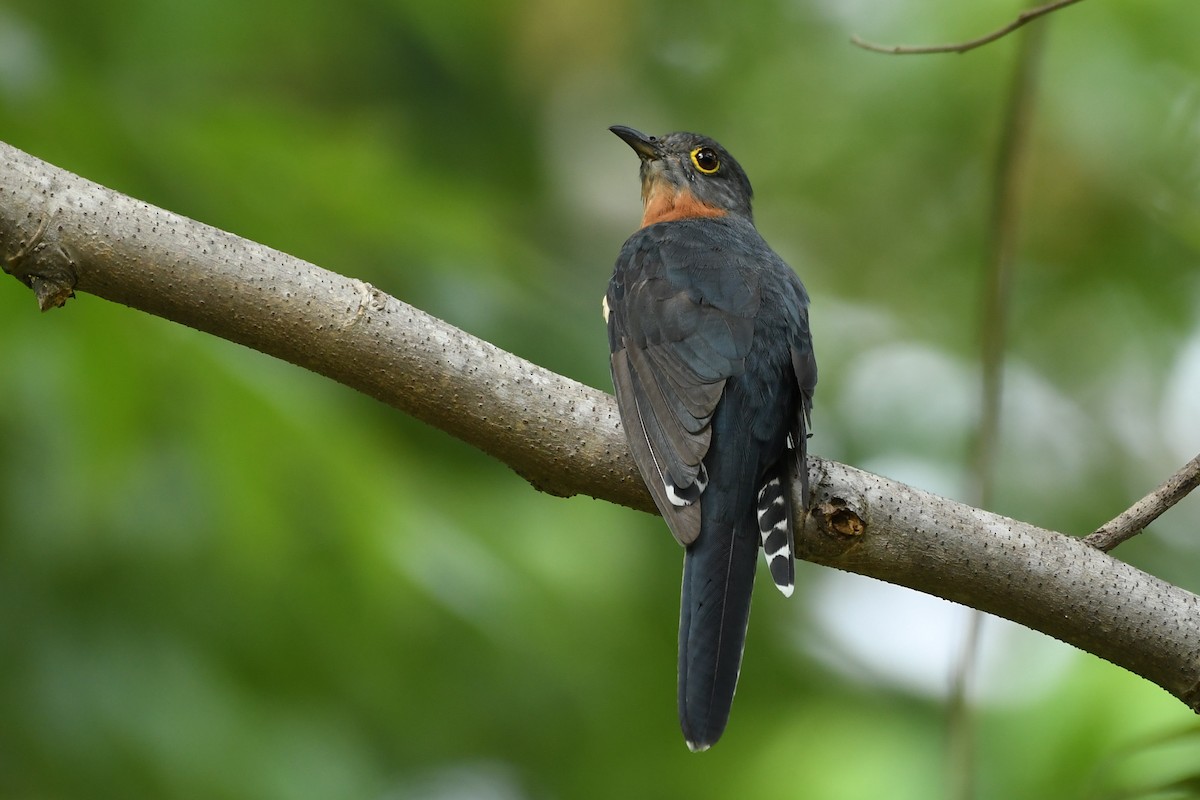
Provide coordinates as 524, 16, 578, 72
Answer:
640, 181, 728, 228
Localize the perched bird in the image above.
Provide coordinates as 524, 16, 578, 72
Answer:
605, 126, 817, 751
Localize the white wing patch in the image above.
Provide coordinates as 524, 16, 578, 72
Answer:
665, 462, 709, 507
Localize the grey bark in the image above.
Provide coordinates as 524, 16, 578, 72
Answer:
2, 141, 1198, 712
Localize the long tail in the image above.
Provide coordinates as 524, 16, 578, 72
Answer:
677, 504, 759, 751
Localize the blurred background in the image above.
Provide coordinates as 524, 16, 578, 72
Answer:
2, 0, 1199, 797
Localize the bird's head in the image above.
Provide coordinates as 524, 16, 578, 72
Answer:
610, 125, 754, 226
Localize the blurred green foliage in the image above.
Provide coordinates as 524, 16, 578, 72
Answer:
2, 0, 1200, 797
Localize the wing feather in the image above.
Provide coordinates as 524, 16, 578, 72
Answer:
607, 222, 761, 546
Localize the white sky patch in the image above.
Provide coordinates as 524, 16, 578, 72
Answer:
856, 454, 964, 502
996, 360, 1095, 486
1103, 356, 1169, 466
840, 341, 975, 448
1162, 326, 1200, 464
812, 297, 900, 359
802, 570, 1075, 705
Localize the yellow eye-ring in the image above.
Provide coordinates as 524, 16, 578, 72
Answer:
690, 147, 720, 174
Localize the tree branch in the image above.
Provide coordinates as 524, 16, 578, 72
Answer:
1085, 454, 1200, 552
850, 0, 1088, 56
4, 140, 1200, 715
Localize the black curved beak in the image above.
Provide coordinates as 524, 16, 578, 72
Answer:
609, 125, 662, 161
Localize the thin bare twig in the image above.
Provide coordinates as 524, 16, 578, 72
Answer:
851, 0, 1087, 56
1085, 454, 1200, 552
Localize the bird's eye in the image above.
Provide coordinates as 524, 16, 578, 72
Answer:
690, 147, 720, 175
